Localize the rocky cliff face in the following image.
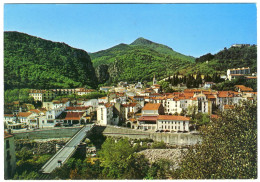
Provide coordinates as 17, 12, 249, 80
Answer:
95, 64, 110, 83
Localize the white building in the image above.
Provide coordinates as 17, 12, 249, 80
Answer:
195, 93, 208, 113
17, 112, 32, 124
165, 95, 182, 114
97, 103, 115, 125
157, 115, 190, 132
76, 88, 95, 96
38, 106, 65, 128
29, 90, 44, 102
4, 114, 16, 126
142, 103, 164, 116
122, 103, 141, 120
82, 99, 99, 109
98, 97, 108, 104
227, 67, 250, 81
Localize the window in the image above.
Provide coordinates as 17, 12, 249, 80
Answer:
6, 140, 10, 149
7, 151, 11, 160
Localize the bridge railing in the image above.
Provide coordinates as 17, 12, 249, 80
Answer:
40, 126, 85, 172
40, 125, 94, 173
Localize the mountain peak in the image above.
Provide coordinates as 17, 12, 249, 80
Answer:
130, 37, 154, 45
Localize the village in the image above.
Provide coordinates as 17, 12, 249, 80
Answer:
4, 67, 257, 134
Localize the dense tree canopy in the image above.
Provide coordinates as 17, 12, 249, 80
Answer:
90, 38, 195, 84
4, 31, 98, 90
179, 45, 257, 75
173, 100, 257, 179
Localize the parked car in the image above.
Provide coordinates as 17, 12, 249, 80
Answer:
164, 130, 170, 132
54, 123, 61, 127
63, 123, 73, 127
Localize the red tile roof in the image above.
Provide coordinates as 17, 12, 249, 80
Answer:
4, 131, 13, 139
142, 103, 161, 111
138, 116, 158, 122
157, 115, 190, 121
235, 85, 253, 92
190, 97, 197, 101
122, 103, 138, 107
57, 112, 85, 120
150, 96, 166, 100
245, 76, 257, 79
4, 114, 14, 117
17, 112, 32, 118
166, 94, 176, 99
29, 109, 41, 114
184, 89, 201, 93
129, 118, 136, 122
104, 103, 113, 108
210, 114, 220, 119
224, 105, 235, 109
66, 106, 90, 110
206, 94, 216, 99
99, 97, 107, 100
153, 84, 161, 87
218, 91, 237, 98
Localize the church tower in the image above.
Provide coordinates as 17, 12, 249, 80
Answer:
153, 74, 157, 85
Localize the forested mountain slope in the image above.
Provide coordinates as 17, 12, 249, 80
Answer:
178, 45, 257, 75
4, 31, 98, 89
90, 38, 195, 84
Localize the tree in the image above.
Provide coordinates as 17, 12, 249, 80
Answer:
173, 100, 257, 179
146, 159, 173, 179
98, 138, 150, 179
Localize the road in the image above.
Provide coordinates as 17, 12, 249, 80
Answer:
40, 125, 93, 174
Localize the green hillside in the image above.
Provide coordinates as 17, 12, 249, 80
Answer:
90, 38, 195, 83
4, 31, 98, 90
179, 45, 257, 75
130, 37, 195, 61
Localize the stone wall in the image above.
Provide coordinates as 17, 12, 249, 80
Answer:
15, 138, 69, 155
97, 125, 202, 146
13, 127, 82, 140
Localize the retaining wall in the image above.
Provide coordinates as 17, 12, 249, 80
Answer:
96, 125, 202, 145
13, 127, 82, 140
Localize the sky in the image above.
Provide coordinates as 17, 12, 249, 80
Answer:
3, 3, 257, 57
